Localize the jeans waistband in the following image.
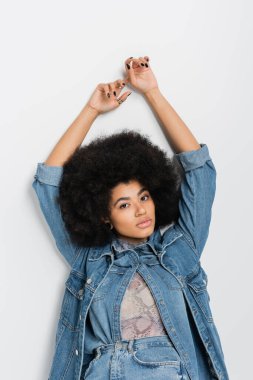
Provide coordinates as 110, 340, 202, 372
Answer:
94, 335, 174, 357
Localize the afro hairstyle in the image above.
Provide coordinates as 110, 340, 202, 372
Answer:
56, 129, 184, 248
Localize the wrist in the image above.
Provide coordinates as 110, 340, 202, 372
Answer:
84, 103, 100, 118
143, 87, 165, 110
143, 86, 160, 96
143, 86, 161, 99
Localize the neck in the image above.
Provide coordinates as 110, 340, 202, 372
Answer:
116, 234, 148, 245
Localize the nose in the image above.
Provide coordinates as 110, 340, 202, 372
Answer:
135, 205, 146, 216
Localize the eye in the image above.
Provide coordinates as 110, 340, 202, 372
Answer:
119, 203, 129, 209
119, 194, 150, 209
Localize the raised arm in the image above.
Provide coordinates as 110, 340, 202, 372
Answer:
44, 79, 131, 166
124, 56, 200, 153
144, 87, 200, 153
32, 78, 131, 266
44, 104, 99, 166
124, 56, 216, 258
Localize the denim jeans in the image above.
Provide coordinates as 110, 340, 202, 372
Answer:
82, 335, 190, 380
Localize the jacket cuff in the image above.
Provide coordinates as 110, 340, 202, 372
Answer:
34, 162, 63, 186
174, 143, 211, 172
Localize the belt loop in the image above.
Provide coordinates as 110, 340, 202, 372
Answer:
127, 339, 134, 354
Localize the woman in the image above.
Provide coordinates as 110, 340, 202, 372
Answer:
32, 56, 229, 379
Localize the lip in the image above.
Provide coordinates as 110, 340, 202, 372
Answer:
136, 218, 152, 228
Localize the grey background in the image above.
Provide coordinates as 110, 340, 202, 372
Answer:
0, 1, 252, 379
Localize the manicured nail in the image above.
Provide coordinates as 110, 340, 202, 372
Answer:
113, 91, 117, 96
107, 93, 110, 98
122, 82, 125, 86
141, 63, 145, 66
145, 57, 149, 61
145, 63, 148, 67
127, 63, 130, 70
127, 92, 132, 97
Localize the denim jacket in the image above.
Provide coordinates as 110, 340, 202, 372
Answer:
32, 143, 229, 380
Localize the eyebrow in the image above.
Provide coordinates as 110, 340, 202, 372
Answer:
113, 187, 148, 207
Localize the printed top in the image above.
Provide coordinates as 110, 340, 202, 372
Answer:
115, 236, 167, 339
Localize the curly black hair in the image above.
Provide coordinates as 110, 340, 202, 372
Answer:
57, 129, 184, 248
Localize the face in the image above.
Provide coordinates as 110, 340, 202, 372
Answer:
104, 180, 156, 244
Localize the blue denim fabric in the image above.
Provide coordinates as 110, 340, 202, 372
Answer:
83, 238, 214, 379
32, 143, 230, 380
82, 237, 156, 355
83, 336, 190, 380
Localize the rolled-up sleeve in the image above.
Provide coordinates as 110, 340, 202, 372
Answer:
174, 143, 216, 258
32, 163, 80, 268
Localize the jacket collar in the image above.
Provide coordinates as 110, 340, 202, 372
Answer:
88, 224, 182, 261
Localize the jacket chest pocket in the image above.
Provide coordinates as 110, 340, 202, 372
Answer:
60, 271, 86, 331
186, 264, 214, 323
92, 266, 125, 302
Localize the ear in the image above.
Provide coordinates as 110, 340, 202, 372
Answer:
101, 217, 110, 223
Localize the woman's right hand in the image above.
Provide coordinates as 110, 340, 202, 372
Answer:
87, 79, 132, 115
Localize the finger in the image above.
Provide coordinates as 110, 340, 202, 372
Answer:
125, 57, 141, 69
116, 91, 132, 106
103, 84, 111, 98
139, 57, 150, 68
132, 59, 141, 69
125, 60, 135, 83
115, 79, 122, 88
109, 83, 118, 98
124, 56, 134, 65
115, 79, 126, 89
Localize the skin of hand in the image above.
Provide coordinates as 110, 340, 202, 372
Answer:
123, 56, 159, 95
87, 79, 132, 115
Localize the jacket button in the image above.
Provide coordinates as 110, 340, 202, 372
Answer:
86, 278, 92, 284
75, 349, 79, 356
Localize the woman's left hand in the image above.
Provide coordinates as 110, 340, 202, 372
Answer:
123, 56, 159, 95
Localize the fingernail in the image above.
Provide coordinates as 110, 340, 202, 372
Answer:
122, 82, 125, 86
127, 63, 130, 70
145, 63, 148, 67
127, 92, 132, 97
107, 93, 110, 98
113, 91, 116, 96
145, 57, 149, 61
141, 63, 145, 66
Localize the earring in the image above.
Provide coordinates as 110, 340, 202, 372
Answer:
105, 222, 113, 230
